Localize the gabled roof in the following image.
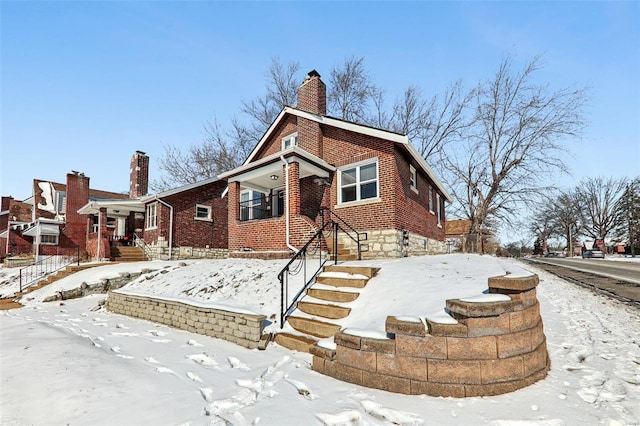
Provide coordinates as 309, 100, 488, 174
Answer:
242, 106, 452, 203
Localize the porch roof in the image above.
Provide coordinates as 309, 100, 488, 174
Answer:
76, 199, 145, 216
219, 146, 334, 192
22, 222, 61, 237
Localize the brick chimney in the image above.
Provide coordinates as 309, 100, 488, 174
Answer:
297, 70, 326, 116
65, 171, 90, 251
296, 70, 326, 157
129, 151, 149, 198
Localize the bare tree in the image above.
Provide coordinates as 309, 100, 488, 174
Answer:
615, 177, 640, 256
151, 119, 247, 192
241, 58, 301, 143
577, 176, 628, 245
392, 81, 470, 161
440, 55, 587, 252
328, 56, 376, 122
549, 190, 584, 256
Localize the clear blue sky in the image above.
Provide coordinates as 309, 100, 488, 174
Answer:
1, 1, 639, 201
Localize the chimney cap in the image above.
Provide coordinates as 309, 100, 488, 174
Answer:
307, 70, 321, 79
135, 150, 146, 156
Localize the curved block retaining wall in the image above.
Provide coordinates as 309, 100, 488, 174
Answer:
106, 291, 267, 349
311, 274, 549, 397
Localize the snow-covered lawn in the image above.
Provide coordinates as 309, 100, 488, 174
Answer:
1, 254, 639, 425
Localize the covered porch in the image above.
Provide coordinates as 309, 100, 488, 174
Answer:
220, 148, 335, 254
77, 199, 145, 260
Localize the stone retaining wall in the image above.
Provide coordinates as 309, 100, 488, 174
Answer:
311, 274, 549, 397
42, 271, 143, 302
106, 291, 267, 349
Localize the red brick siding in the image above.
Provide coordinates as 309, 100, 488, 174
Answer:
321, 126, 397, 230
392, 148, 445, 241
143, 180, 228, 249
253, 116, 298, 159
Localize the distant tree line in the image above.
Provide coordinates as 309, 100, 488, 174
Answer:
528, 176, 640, 256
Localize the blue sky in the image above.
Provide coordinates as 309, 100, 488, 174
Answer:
1, 1, 639, 202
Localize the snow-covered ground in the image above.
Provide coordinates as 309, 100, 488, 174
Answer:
1, 254, 639, 425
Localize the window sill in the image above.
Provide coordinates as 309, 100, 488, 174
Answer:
335, 197, 382, 209
194, 217, 213, 222
145, 226, 157, 231
429, 210, 435, 215
437, 223, 442, 229
410, 186, 419, 194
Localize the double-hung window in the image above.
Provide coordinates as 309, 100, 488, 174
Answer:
240, 190, 264, 221
428, 185, 434, 213
145, 202, 158, 229
409, 165, 418, 192
40, 234, 58, 245
282, 133, 298, 150
195, 204, 212, 221
339, 159, 379, 204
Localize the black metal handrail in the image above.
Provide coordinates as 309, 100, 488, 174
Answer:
278, 220, 336, 328
319, 207, 365, 260
19, 246, 80, 293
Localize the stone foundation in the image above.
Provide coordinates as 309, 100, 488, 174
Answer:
143, 237, 228, 260
339, 229, 446, 259
106, 290, 267, 349
311, 273, 549, 397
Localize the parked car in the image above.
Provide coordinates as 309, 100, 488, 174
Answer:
544, 252, 559, 258
582, 249, 605, 259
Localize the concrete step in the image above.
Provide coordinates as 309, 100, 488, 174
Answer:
315, 275, 368, 288
286, 316, 341, 338
297, 301, 351, 319
273, 333, 317, 352
323, 265, 380, 279
306, 287, 359, 303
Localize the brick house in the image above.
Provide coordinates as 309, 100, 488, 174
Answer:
136, 178, 229, 260
0, 172, 130, 259
220, 70, 452, 259
77, 152, 229, 260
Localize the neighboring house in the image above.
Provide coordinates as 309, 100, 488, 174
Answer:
219, 70, 452, 259
0, 197, 33, 257
1, 171, 130, 259
137, 178, 228, 260
77, 153, 229, 260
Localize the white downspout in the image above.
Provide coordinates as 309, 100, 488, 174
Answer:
154, 197, 174, 260
280, 155, 298, 253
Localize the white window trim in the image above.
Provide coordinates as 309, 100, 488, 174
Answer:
337, 158, 380, 206
428, 184, 435, 214
409, 165, 418, 194
145, 202, 158, 230
194, 204, 213, 222
436, 193, 442, 227
281, 132, 298, 150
